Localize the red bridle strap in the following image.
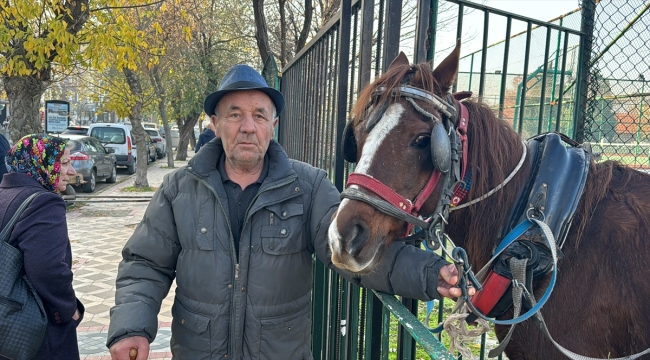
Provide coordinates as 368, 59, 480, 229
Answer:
346, 170, 441, 216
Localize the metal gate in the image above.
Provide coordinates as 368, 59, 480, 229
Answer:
275, 0, 646, 358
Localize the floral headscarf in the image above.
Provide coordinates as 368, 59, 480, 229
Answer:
5, 134, 69, 192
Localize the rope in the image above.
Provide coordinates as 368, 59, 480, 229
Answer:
451, 141, 528, 211
443, 308, 491, 360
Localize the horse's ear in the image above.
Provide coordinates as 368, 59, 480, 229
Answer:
432, 39, 461, 91
388, 52, 410, 70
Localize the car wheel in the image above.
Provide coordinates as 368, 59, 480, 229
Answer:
156, 149, 163, 159
146, 153, 150, 165
82, 169, 96, 193
127, 159, 136, 175
106, 165, 117, 183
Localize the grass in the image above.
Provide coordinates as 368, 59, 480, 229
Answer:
385, 298, 495, 360
121, 186, 158, 192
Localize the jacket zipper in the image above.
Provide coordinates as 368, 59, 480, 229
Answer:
190, 171, 300, 358
188, 172, 239, 357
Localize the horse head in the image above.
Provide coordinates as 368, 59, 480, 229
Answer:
328, 42, 462, 274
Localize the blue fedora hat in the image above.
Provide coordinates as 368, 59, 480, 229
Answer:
203, 64, 285, 116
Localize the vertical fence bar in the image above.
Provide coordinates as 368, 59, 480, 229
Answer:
555, 32, 569, 132
382, 0, 402, 72
517, 21, 533, 134
453, 3, 464, 93
574, 0, 596, 142
359, 0, 374, 88
427, 0, 439, 62
335, 0, 350, 191
414, 0, 431, 63
498, 17, 512, 120
538, 27, 552, 134
478, 11, 489, 98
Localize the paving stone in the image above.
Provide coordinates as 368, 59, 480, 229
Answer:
71, 155, 192, 356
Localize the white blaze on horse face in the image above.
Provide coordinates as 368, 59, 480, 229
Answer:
328, 104, 405, 270
355, 103, 405, 174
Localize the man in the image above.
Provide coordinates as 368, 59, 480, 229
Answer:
107, 64, 468, 359
195, 119, 216, 152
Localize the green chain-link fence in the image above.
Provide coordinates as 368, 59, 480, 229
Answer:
582, 0, 650, 170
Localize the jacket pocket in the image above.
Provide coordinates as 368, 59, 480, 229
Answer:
171, 300, 211, 352
259, 306, 311, 360
261, 203, 305, 255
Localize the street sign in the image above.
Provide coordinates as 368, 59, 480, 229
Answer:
45, 100, 70, 133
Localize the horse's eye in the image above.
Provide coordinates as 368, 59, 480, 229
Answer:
411, 135, 430, 149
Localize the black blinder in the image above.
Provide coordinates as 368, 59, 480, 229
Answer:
342, 121, 358, 163
431, 121, 451, 173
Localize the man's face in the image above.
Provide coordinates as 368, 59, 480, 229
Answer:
212, 90, 278, 170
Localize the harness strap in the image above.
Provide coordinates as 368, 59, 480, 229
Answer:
462, 218, 558, 326
346, 171, 441, 215
487, 257, 529, 358
341, 188, 430, 230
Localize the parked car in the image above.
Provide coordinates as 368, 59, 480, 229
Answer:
88, 123, 140, 174
58, 134, 117, 193
145, 128, 166, 159
142, 122, 158, 130
142, 132, 158, 163
170, 128, 179, 149
60, 125, 89, 136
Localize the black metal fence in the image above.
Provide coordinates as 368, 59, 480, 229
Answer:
276, 0, 647, 358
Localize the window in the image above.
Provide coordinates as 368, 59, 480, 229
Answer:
90, 127, 126, 144
145, 129, 159, 137
84, 140, 98, 152
66, 140, 82, 152
90, 138, 106, 153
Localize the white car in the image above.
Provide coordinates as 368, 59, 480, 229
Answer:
88, 123, 156, 174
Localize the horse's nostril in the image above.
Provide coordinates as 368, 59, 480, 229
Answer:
345, 222, 369, 256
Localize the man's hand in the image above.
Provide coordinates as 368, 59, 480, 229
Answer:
72, 309, 80, 321
437, 263, 476, 299
109, 336, 149, 360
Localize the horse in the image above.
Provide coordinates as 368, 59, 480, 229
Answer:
327, 42, 650, 359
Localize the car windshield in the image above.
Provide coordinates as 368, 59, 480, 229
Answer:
90, 127, 126, 144
145, 129, 159, 137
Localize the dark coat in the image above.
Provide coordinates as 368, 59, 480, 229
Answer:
194, 128, 215, 152
0, 173, 84, 360
0, 134, 9, 179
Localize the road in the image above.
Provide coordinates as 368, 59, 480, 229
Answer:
71, 160, 161, 194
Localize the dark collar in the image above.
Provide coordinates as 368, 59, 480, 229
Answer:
217, 152, 269, 185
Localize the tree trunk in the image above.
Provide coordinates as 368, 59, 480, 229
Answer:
175, 112, 200, 161
150, 66, 174, 167
296, 0, 313, 52
253, 0, 273, 65
2, 75, 49, 143
123, 68, 150, 188
279, 0, 287, 68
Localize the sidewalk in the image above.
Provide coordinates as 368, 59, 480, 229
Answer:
69, 153, 193, 360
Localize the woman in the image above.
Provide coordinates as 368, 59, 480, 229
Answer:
0, 134, 84, 360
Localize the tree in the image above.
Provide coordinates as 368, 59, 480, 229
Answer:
253, 0, 316, 68
0, 0, 89, 141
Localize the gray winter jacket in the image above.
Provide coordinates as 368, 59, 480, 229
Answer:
107, 139, 448, 359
